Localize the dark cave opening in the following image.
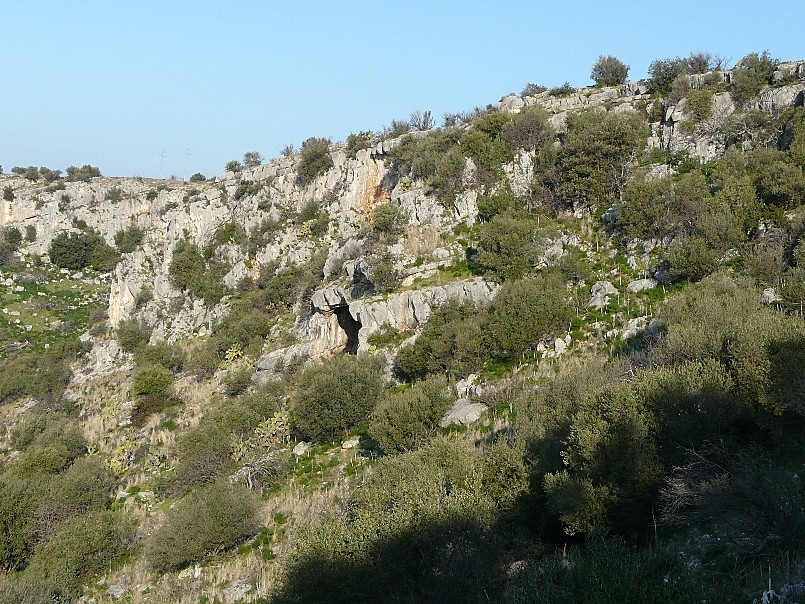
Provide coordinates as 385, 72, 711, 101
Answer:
333, 305, 361, 355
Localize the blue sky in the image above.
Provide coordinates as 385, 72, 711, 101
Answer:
1, 1, 801, 179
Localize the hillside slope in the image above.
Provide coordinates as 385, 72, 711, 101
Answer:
0, 54, 804, 603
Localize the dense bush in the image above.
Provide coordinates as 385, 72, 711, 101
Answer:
590, 55, 629, 86
133, 342, 185, 372
485, 273, 573, 359
243, 151, 263, 168
500, 106, 554, 151
369, 252, 401, 293
173, 383, 283, 490
0, 349, 74, 407
146, 482, 259, 572
233, 180, 262, 200
113, 224, 144, 253
557, 110, 648, 208
116, 318, 152, 353
395, 299, 487, 381
476, 211, 547, 280
20, 510, 133, 597
297, 137, 333, 186
503, 532, 743, 603
369, 376, 453, 454
65, 164, 101, 182
169, 238, 228, 305
292, 354, 387, 442
370, 202, 407, 237
213, 220, 247, 247
33, 456, 115, 542
346, 131, 373, 158
132, 364, 174, 396
274, 438, 505, 603
647, 56, 688, 95
731, 51, 778, 107
49, 230, 117, 271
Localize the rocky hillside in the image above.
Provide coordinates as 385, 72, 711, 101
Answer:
0, 53, 804, 603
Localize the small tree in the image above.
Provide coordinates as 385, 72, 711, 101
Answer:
590, 55, 629, 86
189, 172, 206, 182
65, 164, 101, 182
297, 137, 333, 186
409, 110, 434, 131
225, 160, 243, 173
145, 482, 259, 572
243, 151, 263, 168
292, 354, 387, 442
2, 186, 13, 202
731, 51, 778, 107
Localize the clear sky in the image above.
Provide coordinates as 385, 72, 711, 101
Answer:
1, 1, 801, 179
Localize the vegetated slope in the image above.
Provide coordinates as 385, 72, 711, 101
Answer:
0, 51, 804, 603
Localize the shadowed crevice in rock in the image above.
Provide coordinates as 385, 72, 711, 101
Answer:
334, 305, 361, 354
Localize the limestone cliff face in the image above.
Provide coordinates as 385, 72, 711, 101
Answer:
1, 63, 802, 363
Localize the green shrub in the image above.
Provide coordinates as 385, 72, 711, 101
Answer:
292, 354, 387, 442
116, 318, 151, 353
521, 82, 548, 96
169, 238, 229, 305
485, 273, 573, 359
731, 51, 778, 106
367, 324, 407, 349
503, 531, 744, 603
104, 187, 123, 202
132, 364, 174, 396
133, 342, 185, 371
49, 230, 111, 270
369, 376, 452, 453
548, 81, 575, 97
557, 110, 649, 208
33, 456, 115, 542
477, 211, 545, 280
2, 186, 13, 202
617, 172, 711, 240
666, 236, 720, 280
0, 351, 73, 407
500, 106, 553, 151
369, 252, 401, 293
476, 191, 521, 220
22, 510, 133, 596
0, 476, 36, 574
395, 299, 488, 381
297, 137, 333, 186
223, 365, 253, 396
146, 482, 259, 572
590, 55, 629, 86
173, 383, 283, 490
24, 225, 36, 242
275, 438, 502, 603
685, 88, 714, 122
233, 179, 262, 200
6, 417, 86, 478
647, 56, 688, 95
89, 241, 120, 271
65, 164, 101, 182
213, 220, 247, 246
346, 131, 373, 158
189, 172, 206, 182
131, 391, 182, 427
113, 225, 144, 253
371, 202, 406, 236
